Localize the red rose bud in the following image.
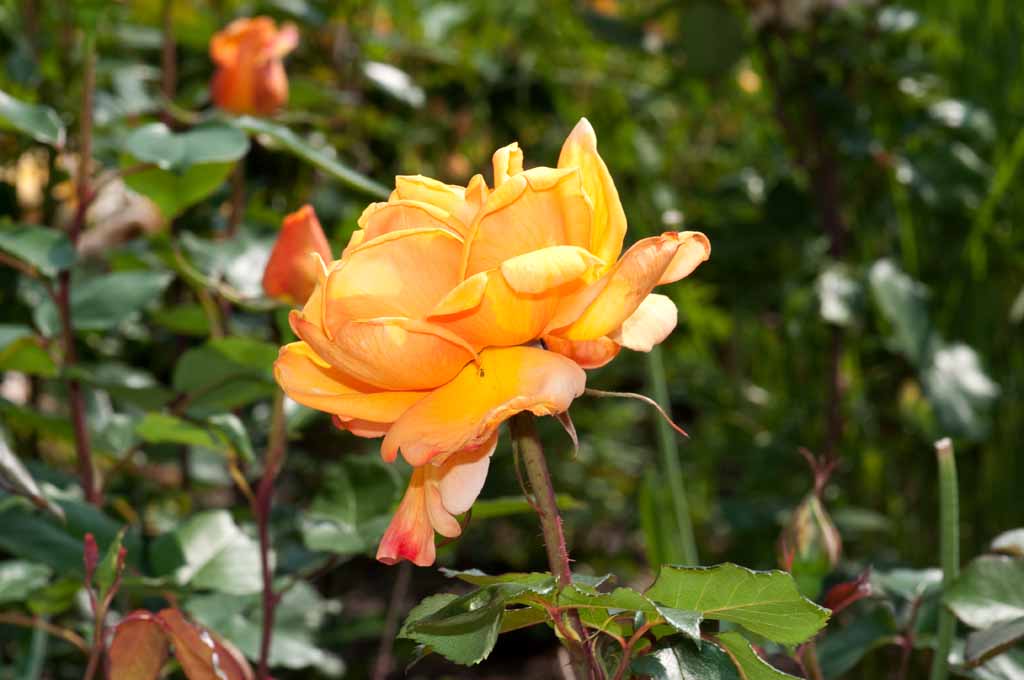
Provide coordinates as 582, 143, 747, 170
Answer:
83, 533, 99, 583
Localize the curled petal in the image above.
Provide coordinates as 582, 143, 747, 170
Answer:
392, 175, 465, 214
492, 142, 524, 188
499, 245, 604, 294
436, 432, 497, 516
262, 205, 333, 305
325, 228, 464, 321
381, 346, 586, 465
331, 415, 390, 439
274, 342, 425, 422
558, 118, 627, 268
356, 199, 465, 241
376, 468, 435, 566
463, 167, 592, 278
292, 313, 475, 391
609, 293, 677, 352
549, 231, 709, 342
543, 335, 621, 369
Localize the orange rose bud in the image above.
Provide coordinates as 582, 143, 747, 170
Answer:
210, 17, 298, 116
263, 205, 333, 305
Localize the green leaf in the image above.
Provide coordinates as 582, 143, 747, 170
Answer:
150, 303, 212, 336
922, 342, 999, 440
0, 427, 63, 520
0, 224, 74, 276
302, 456, 403, 555
966, 617, 1024, 668
0, 90, 64, 146
0, 561, 52, 605
714, 631, 802, 679
400, 587, 515, 666
149, 510, 262, 594
992, 529, 1024, 557
468, 493, 584, 520
172, 337, 277, 416
817, 605, 899, 678
644, 563, 830, 644
206, 414, 254, 463
123, 161, 235, 219
632, 640, 742, 680
94, 528, 126, 597
35, 270, 173, 335
123, 122, 249, 171
71, 363, 174, 410
0, 337, 57, 377
135, 413, 222, 450
232, 116, 389, 199
442, 569, 555, 593
946, 555, 1024, 629
187, 581, 344, 677
27, 577, 80, 615
869, 258, 934, 365
872, 567, 943, 601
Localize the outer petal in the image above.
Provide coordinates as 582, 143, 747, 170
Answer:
262, 205, 333, 305
543, 335, 621, 369
331, 415, 391, 439
463, 167, 592, 278
376, 468, 435, 566
492, 142, 524, 188
436, 431, 498, 516
356, 200, 465, 241
292, 313, 475, 391
274, 342, 426, 421
325, 228, 464, 321
381, 346, 586, 466
549, 231, 710, 342
499, 245, 603, 294
392, 175, 465, 214
558, 118, 627, 267
609, 293, 677, 352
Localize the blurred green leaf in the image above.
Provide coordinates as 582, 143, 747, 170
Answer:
72, 363, 174, 410
714, 631, 801, 679
0, 224, 74, 277
94, 528, 126, 597
0, 337, 56, 377
0, 561, 51, 605
869, 258, 933, 364
232, 116, 389, 199
149, 304, 212, 337
644, 563, 829, 644
136, 413, 221, 450
124, 122, 249, 171
123, 161, 235, 219
302, 456, 403, 556
172, 337, 277, 416
206, 414, 254, 463
965, 617, 1024, 669
150, 510, 262, 595
26, 577, 80, 616
0, 427, 63, 520
817, 605, 899, 677
922, 342, 999, 439
946, 555, 1024, 629
0, 90, 64, 146
187, 581, 344, 677
469, 493, 584, 520
35, 270, 173, 335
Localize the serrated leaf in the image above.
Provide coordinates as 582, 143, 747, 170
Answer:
645, 563, 829, 644
946, 555, 1024, 629
0, 90, 64, 145
714, 631, 802, 679
632, 639, 742, 680
965, 617, 1024, 668
441, 568, 555, 593
0, 223, 74, 276
232, 116, 389, 199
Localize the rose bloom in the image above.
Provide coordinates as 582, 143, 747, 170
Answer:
210, 17, 298, 116
267, 119, 710, 566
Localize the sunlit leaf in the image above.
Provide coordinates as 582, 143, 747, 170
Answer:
0, 90, 64, 145
714, 631, 802, 679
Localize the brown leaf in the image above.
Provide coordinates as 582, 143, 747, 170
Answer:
108, 613, 169, 680
157, 608, 253, 680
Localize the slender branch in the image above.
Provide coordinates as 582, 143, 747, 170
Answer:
509, 413, 600, 679
253, 388, 288, 680
58, 29, 99, 506
82, 606, 104, 680
929, 438, 959, 680
160, 0, 177, 128
610, 619, 659, 680
0, 612, 88, 653
227, 159, 246, 238
371, 561, 412, 680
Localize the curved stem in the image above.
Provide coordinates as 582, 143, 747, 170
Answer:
254, 388, 287, 680
509, 413, 600, 679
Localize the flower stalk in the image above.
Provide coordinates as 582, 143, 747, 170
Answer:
510, 412, 599, 678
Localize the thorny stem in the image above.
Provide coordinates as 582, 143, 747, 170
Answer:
58, 29, 99, 505
371, 561, 412, 680
509, 413, 600, 679
254, 388, 287, 680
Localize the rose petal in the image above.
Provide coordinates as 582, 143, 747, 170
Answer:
543, 334, 621, 369
609, 293, 678, 352
381, 346, 585, 465
492, 142, 524, 187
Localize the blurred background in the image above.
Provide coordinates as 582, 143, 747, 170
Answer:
0, 0, 1021, 678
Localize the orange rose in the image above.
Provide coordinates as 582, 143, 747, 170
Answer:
263, 205, 333, 304
210, 17, 298, 116
272, 119, 710, 566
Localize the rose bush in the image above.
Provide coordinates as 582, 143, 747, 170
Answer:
268, 119, 710, 565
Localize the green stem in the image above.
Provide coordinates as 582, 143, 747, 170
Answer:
510, 413, 600, 679
645, 346, 699, 565
929, 437, 960, 680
